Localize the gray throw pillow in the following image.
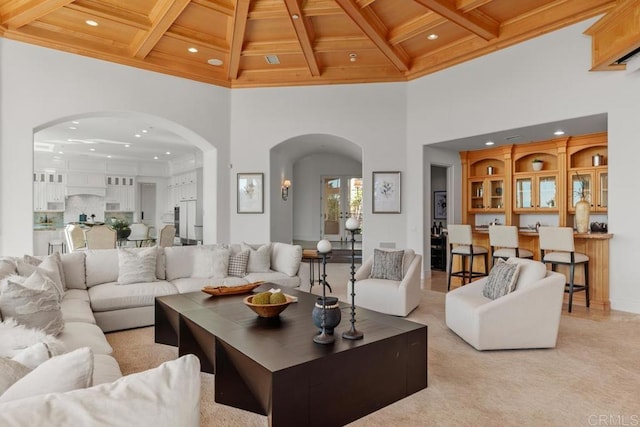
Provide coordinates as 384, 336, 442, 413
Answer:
370, 249, 404, 281
483, 259, 521, 300
0, 273, 64, 336
241, 243, 271, 273
228, 250, 249, 277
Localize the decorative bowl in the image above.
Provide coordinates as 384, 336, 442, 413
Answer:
243, 294, 294, 318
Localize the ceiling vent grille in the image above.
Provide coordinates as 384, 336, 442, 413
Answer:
264, 55, 280, 65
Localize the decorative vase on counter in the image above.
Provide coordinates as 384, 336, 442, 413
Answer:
312, 296, 341, 334
575, 198, 590, 233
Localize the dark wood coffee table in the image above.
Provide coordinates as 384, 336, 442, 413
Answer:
155, 285, 427, 427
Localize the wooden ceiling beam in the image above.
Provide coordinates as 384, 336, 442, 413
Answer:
456, 0, 492, 13
166, 26, 228, 53
283, 0, 321, 76
335, 0, 409, 72
228, 0, 250, 80
303, 1, 343, 17
242, 40, 302, 56
413, 0, 498, 40
1, 0, 73, 30
356, 0, 378, 7
132, 0, 190, 59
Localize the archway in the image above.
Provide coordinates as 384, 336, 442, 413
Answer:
269, 134, 362, 244
32, 111, 217, 254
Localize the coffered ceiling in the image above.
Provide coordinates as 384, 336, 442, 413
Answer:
0, 0, 616, 88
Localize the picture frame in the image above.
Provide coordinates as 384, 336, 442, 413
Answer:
372, 171, 401, 213
237, 173, 264, 214
434, 191, 447, 219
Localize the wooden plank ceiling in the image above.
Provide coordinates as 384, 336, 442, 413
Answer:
0, 0, 617, 88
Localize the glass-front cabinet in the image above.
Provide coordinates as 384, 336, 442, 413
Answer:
469, 177, 504, 212
568, 169, 608, 212
514, 174, 558, 212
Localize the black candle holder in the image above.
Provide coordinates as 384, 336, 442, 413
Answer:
313, 250, 334, 344
342, 228, 363, 340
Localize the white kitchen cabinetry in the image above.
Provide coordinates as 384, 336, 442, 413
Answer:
167, 169, 201, 209
33, 171, 65, 211
105, 176, 136, 211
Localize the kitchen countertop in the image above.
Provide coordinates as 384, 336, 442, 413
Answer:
473, 228, 613, 239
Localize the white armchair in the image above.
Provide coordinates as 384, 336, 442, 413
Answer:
445, 258, 565, 350
347, 249, 422, 317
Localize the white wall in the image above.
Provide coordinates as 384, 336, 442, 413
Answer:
0, 39, 231, 255
408, 18, 640, 312
230, 83, 407, 258
292, 153, 362, 242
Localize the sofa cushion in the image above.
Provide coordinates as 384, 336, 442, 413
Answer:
483, 259, 521, 300
270, 243, 302, 277
85, 249, 119, 287
25, 253, 67, 294
63, 289, 90, 302
506, 257, 548, 291
164, 245, 224, 281
92, 354, 122, 386
88, 281, 177, 312
228, 249, 249, 277
370, 249, 404, 281
242, 242, 271, 273
0, 355, 201, 427
0, 347, 94, 404
0, 273, 64, 336
171, 276, 248, 294
60, 252, 86, 290
117, 247, 158, 285
61, 299, 96, 324
192, 246, 230, 279
56, 322, 112, 355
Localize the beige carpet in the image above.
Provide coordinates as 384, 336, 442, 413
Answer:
106, 264, 640, 426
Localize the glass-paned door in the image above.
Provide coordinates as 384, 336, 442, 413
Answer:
571, 172, 592, 208
322, 176, 363, 240
598, 172, 608, 210
538, 176, 557, 209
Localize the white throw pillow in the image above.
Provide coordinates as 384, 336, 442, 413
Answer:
0, 318, 66, 361
191, 246, 230, 279
506, 257, 548, 290
241, 242, 271, 273
117, 247, 158, 285
11, 342, 57, 370
0, 347, 94, 403
0, 354, 201, 427
0, 258, 17, 281
0, 273, 64, 336
270, 243, 302, 277
25, 253, 67, 294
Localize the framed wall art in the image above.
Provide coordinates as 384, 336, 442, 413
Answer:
434, 191, 447, 219
372, 171, 401, 213
237, 173, 264, 214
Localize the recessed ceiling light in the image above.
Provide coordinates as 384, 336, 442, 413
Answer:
135, 134, 141, 138
165, 151, 171, 155
153, 156, 159, 160
485, 141, 495, 146
207, 58, 223, 66
71, 121, 79, 124
427, 34, 438, 40
554, 130, 565, 136
107, 155, 112, 158
89, 148, 96, 152
86, 20, 98, 27
68, 126, 77, 130
142, 129, 148, 133
188, 47, 198, 53
291, 14, 299, 19
349, 53, 357, 62
124, 144, 130, 148
58, 151, 64, 154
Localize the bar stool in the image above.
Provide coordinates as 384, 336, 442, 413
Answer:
447, 224, 489, 291
538, 226, 589, 313
48, 238, 66, 254
489, 225, 533, 266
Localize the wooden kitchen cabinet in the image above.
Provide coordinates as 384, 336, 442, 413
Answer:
567, 134, 608, 213
513, 173, 558, 212
469, 177, 505, 212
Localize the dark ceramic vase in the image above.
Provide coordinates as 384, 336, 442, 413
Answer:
312, 296, 341, 334
117, 229, 131, 240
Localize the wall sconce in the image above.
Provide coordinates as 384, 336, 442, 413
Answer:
281, 179, 291, 200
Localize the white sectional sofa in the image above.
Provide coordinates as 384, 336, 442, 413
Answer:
0, 242, 302, 424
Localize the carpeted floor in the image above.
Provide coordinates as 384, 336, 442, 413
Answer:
106, 264, 640, 426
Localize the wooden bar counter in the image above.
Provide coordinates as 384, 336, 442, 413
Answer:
451, 229, 612, 311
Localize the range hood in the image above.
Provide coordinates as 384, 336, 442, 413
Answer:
66, 186, 106, 197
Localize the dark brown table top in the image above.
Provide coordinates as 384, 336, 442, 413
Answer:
157, 285, 426, 372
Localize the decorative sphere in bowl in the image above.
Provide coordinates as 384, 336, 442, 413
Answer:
244, 294, 294, 318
